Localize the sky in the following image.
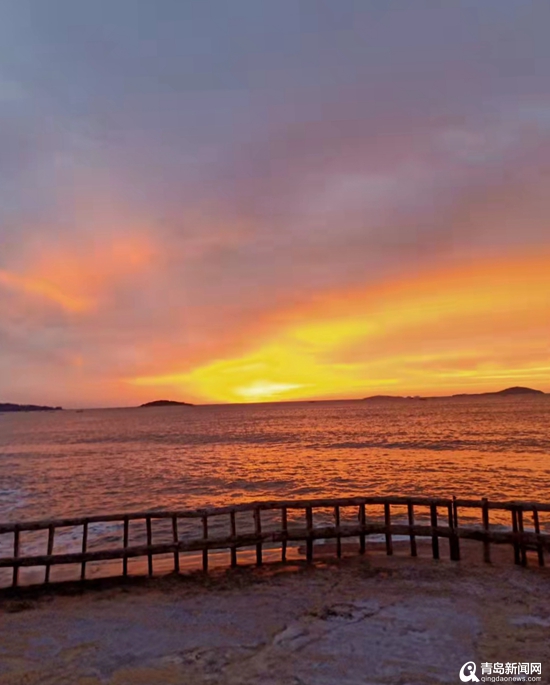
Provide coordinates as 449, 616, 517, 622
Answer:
0, 0, 549, 407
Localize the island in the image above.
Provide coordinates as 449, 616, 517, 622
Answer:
451, 386, 545, 398
139, 400, 195, 407
362, 386, 546, 402
0, 403, 63, 413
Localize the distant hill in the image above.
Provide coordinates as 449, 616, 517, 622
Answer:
451, 386, 545, 398
362, 386, 546, 401
139, 400, 195, 407
0, 403, 63, 413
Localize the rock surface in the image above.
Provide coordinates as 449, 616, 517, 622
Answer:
1, 553, 549, 685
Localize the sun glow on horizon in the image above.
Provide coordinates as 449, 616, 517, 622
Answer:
128, 252, 550, 403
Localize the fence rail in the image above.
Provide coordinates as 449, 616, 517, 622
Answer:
1, 496, 548, 589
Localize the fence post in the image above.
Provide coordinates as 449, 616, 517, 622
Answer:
81, 520, 88, 581
359, 503, 366, 555
281, 507, 288, 562
202, 515, 209, 572
306, 506, 314, 562
45, 524, 55, 584
146, 516, 153, 577
123, 516, 129, 577
447, 502, 459, 561
407, 501, 417, 557
430, 503, 439, 560
482, 499, 491, 563
384, 503, 393, 556
517, 508, 527, 567
172, 515, 180, 573
12, 525, 20, 588
533, 507, 545, 567
334, 505, 341, 558
511, 508, 521, 565
254, 507, 263, 566
453, 495, 459, 528
230, 511, 237, 568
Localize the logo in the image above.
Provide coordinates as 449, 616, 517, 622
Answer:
460, 662, 480, 682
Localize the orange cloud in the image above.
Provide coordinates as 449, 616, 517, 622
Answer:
129, 251, 550, 402
0, 268, 91, 312
0, 236, 155, 313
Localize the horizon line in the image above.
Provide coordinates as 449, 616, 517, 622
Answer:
3, 385, 548, 412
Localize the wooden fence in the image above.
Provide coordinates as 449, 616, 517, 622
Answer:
0, 496, 549, 589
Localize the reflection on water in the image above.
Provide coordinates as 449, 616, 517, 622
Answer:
0, 397, 549, 576
1, 397, 549, 521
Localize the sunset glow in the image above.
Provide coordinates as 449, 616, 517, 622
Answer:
0, 237, 154, 313
1, 1, 549, 408
130, 253, 550, 403
0, 268, 92, 313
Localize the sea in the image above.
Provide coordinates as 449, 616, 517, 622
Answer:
1, 397, 549, 584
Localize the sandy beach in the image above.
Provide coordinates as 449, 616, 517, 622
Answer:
1, 543, 548, 685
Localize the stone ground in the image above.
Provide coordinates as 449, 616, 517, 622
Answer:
0, 543, 549, 685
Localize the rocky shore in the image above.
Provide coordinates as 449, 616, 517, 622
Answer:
1, 543, 548, 685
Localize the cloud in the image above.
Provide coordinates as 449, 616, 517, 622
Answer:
0, 1, 549, 405
0, 234, 155, 311
0, 269, 91, 312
